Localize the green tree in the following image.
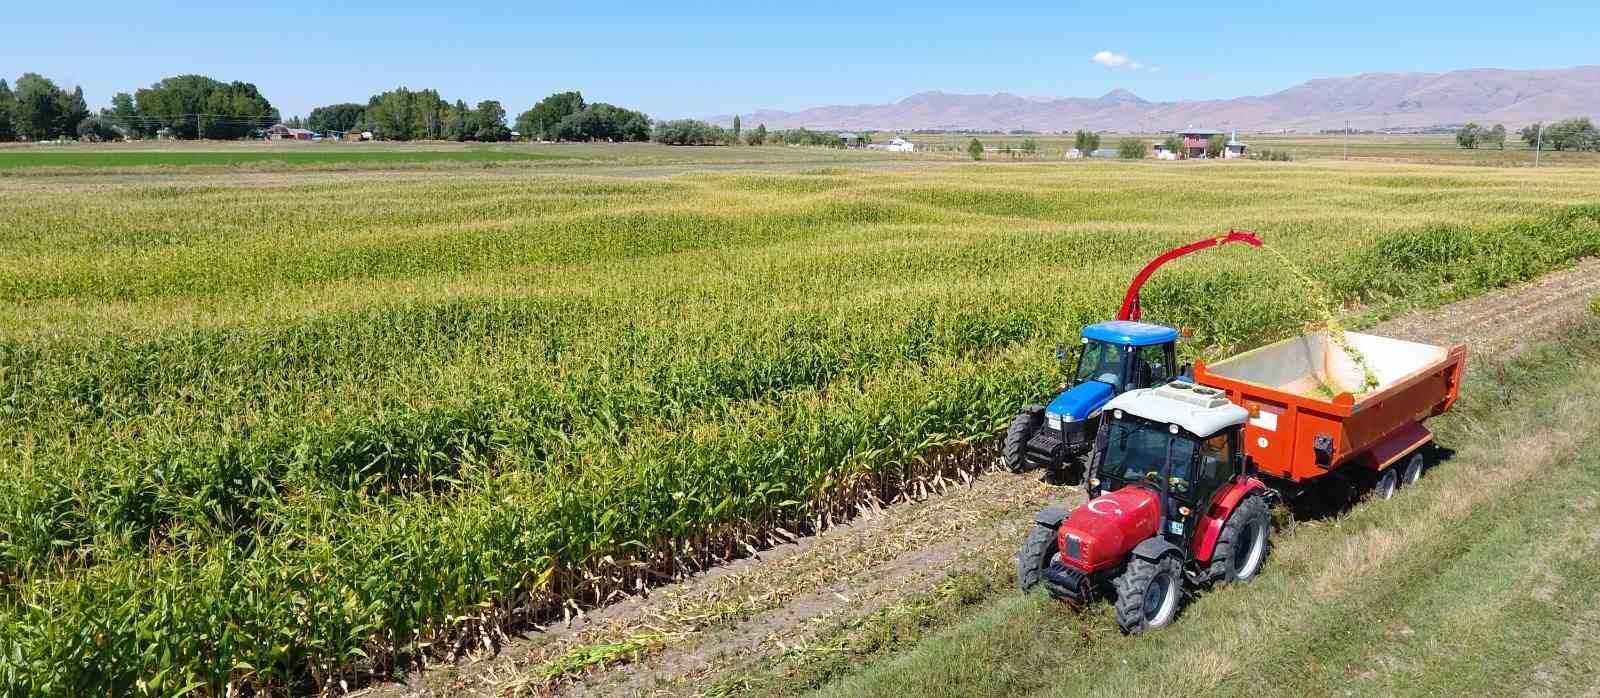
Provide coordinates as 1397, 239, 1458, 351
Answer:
745, 123, 767, 145
1484, 123, 1507, 149
1118, 137, 1148, 159
60, 86, 89, 138
651, 119, 728, 145
1073, 129, 1100, 154
75, 115, 119, 141
1162, 135, 1184, 157
1543, 117, 1598, 152
1455, 122, 1481, 149
362, 87, 450, 141
1019, 137, 1038, 154
104, 92, 143, 138
1520, 123, 1542, 149
135, 75, 277, 139
1205, 134, 1226, 158
306, 103, 366, 134
446, 100, 471, 141
474, 100, 510, 141
967, 138, 983, 160
13, 73, 67, 140
732, 115, 741, 140
0, 80, 16, 142
514, 91, 585, 141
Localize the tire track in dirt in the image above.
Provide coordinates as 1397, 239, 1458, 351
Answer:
1370, 258, 1600, 352
362, 258, 1598, 698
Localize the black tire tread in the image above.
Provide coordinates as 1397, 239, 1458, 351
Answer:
1017, 521, 1059, 592
1113, 554, 1181, 635
1205, 494, 1271, 585
1003, 405, 1046, 473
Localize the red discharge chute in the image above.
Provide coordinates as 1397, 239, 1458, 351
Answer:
1117, 229, 1263, 322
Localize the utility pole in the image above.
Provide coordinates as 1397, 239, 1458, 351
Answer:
1343, 119, 1349, 160
1535, 121, 1544, 167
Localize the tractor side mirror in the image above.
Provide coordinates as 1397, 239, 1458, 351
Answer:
1054, 344, 1066, 362
1201, 456, 1218, 482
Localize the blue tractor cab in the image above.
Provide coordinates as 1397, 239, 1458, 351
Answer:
998, 229, 1263, 479
1003, 321, 1181, 477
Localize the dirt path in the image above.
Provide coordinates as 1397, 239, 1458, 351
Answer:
1369, 258, 1600, 351
362, 258, 1599, 698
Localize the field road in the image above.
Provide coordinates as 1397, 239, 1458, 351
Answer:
364, 257, 1600, 698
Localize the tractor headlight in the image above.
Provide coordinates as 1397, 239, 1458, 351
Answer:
1047, 413, 1062, 430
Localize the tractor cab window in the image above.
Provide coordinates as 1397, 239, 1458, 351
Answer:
1134, 344, 1172, 388
1202, 433, 1236, 485
1075, 340, 1125, 390
1100, 418, 1198, 493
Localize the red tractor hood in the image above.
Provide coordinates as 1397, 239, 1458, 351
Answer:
1056, 486, 1162, 573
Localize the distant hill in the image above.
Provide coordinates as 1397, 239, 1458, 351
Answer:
717, 65, 1600, 132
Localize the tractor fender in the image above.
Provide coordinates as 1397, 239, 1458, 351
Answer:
1033, 507, 1069, 528
1131, 537, 1183, 564
1191, 479, 1268, 562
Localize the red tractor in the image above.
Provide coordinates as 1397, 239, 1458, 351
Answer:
1018, 381, 1273, 633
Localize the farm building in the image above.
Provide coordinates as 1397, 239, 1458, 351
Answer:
1175, 127, 1225, 158
866, 137, 915, 152
1152, 142, 1179, 160
1225, 132, 1248, 158
266, 125, 315, 141
1090, 148, 1120, 158
838, 132, 862, 148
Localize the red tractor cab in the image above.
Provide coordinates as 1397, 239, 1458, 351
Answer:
1018, 381, 1274, 634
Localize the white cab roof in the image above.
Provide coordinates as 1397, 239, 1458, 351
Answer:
1105, 382, 1248, 438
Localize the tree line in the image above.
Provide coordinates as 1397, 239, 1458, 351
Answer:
0, 72, 670, 144
1455, 118, 1597, 151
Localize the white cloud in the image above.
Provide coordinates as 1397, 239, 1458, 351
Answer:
1093, 50, 1146, 71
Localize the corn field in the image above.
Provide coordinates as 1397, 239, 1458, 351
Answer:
2, 159, 1598, 695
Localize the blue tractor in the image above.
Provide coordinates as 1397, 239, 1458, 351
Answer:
1001, 230, 1262, 479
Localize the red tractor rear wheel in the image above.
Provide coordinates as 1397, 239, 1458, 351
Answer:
1205, 495, 1271, 585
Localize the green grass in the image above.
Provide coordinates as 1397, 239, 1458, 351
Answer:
804, 321, 1600, 698
1, 158, 1598, 695
0, 145, 570, 170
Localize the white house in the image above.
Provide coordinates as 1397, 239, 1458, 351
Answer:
868, 137, 916, 152
1224, 130, 1248, 159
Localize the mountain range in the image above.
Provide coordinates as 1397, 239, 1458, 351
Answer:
717, 65, 1600, 132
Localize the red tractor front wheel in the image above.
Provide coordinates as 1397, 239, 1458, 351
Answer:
1114, 554, 1183, 634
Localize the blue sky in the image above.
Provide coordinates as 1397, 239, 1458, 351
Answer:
4, 1, 1593, 120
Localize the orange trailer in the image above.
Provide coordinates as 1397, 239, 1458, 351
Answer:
1194, 331, 1466, 495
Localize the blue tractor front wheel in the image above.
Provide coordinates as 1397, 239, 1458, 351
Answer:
1003, 405, 1045, 472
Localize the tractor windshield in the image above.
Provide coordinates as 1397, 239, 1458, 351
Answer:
1075, 340, 1125, 390
1099, 418, 1198, 492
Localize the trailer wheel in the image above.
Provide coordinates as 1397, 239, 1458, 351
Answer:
1400, 452, 1425, 486
1373, 467, 1398, 501
1017, 520, 1060, 592
1114, 554, 1183, 634
1205, 495, 1271, 585
1003, 405, 1046, 473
